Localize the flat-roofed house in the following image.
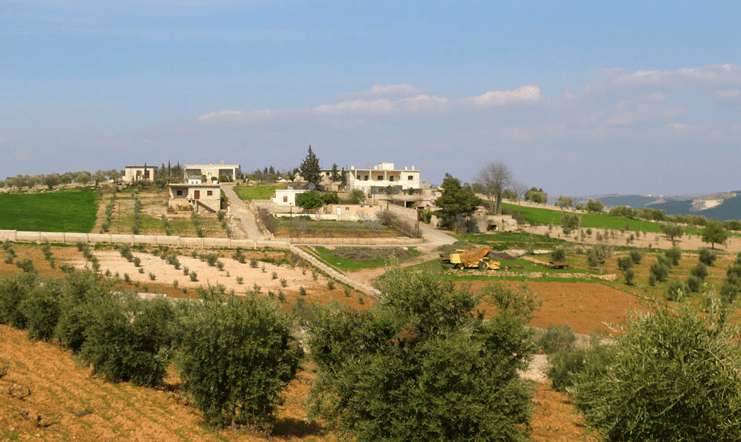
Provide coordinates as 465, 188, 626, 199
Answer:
184, 163, 241, 182
123, 165, 158, 183
345, 162, 420, 195
168, 183, 222, 213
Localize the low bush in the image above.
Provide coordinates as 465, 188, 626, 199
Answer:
538, 323, 576, 354
664, 246, 682, 266
176, 291, 302, 429
570, 306, 741, 441
80, 293, 176, 386
699, 248, 717, 266
666, 279, 688, 301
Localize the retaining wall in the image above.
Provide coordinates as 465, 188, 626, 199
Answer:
0, 229, 268, 249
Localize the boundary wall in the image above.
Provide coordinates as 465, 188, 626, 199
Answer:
0, 230, 290, 250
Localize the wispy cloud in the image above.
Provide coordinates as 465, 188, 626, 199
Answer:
338, 84, 427, 100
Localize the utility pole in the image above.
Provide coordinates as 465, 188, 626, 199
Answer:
289, 203, 293, 244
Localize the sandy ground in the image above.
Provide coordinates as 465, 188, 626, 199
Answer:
69, 250, 334, 298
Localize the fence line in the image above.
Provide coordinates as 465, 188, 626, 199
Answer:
0, 229, 290, 250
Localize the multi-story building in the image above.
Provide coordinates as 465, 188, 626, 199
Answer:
184, 163, 241, 182
342, 162, 421, 195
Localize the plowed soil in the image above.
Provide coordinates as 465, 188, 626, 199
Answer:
466, 280, 646, 334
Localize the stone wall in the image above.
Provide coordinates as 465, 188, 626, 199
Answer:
0, 229, 291, 250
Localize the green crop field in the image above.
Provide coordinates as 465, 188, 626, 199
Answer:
0, 190, 98, 232
312, 246, 422, 271
233, 185, 285, 200
502, 203, 701, 235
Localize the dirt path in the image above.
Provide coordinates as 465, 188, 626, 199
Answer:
221, 183, 264, 240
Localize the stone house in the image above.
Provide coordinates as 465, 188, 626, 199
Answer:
168, 183, 222, 213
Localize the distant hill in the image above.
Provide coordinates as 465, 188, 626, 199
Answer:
579, 192, 741, 221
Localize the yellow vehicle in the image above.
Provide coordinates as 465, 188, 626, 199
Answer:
444, 246, 501, 270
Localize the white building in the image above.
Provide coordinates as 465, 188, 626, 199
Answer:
184, 163, 242, 182
271, 188, 305, 206
346, 162, 421, 195
123, 165, 158, 183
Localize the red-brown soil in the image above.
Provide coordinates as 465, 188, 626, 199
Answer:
459, 280, 645, 335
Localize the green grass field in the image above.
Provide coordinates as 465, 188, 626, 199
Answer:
233, 185, 285, 200
312, 246, 422, 271
452, 231, 569, 251
502, 203, 701, 235
0, 190, 98, 232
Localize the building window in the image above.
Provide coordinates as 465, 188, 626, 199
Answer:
207, 190, 213, 196
377, 175, 383, 180
177, 190, 183, 196
389, 176, 394, 182
345, 207, 349, 210
283, 196, 288, 202
364, 175, 369, 181
408, 175, 414, 180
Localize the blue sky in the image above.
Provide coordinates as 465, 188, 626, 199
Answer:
2, 0, 740, 197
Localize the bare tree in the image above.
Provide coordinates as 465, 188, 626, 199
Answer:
510, 179, 529, 212
473, 161, 513, 215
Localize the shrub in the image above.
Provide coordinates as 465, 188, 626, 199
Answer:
272, 271, 278, 280
299, 286, 306, 296
686, 275, 702, 293
233, 248, 246, 264
648, 273, 657, 286
665, 279, 688, 301
538, 323, 576, 354
570, 306, 741, 441
547, 336, 613, 392
204, 254, 218, 267
250, 258, 259, 268
15, 258, 36, 274
189, 272, 198, 282
616, 256, 633, 272
0, 273, 38, 329
699, 248, 717, 266
624, 269, 635, 286
664, 246, 682, 266
280, 278, 287, 288
327, 280, 335, 290
650, 262, 670, 282
21, 278, 63, 341
176, 292, 302, 429
691, 263, 708, 280
550, 247, 566, 262
55, 271, 110, 352
308, 268, 538, 442
80, 293, 176, 386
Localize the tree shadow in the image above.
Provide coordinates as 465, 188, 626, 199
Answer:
271, 417, 325, 438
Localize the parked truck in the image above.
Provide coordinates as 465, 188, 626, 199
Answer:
442, 245, 501, 270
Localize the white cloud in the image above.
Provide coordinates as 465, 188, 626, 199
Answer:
197, 109, 285, 123
456, 85, 543, 108
313, 94, 449, 116
666, 122, 698, 132
339, 84, 427, 100
713, 89, 741, 99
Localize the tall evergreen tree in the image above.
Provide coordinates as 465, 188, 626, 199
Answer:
300, 145, 321, 186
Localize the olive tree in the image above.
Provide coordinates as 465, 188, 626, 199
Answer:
555, 195, 573, 211
702, 221, 728, 249
176, 288, 302, 430
571, 304, 741, 441
308, 266, 539, 442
